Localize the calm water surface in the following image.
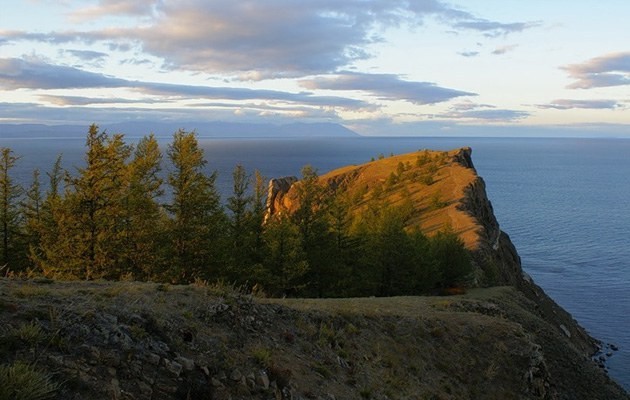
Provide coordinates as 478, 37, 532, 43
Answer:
2, 135, 629, 390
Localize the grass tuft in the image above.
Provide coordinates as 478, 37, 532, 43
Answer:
0, 362, 59, 400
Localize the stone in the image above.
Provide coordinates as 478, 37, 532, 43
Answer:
559, 324, 571, 338
164, 359, 182, 376
110, 378, 121, 399
175, 356, 195, 371
246, 372, 256, 388
146, 352, 160, 365
211, 378, 224, 387
256, 371, 270, 390
230, 368, 243, 381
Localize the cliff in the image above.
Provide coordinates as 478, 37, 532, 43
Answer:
264, 147, 627, 394
265, 148, 515, 284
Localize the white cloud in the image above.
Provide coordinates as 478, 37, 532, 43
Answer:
2, 1, 540, 79
563, 52, 630, 89
301, 71, 475, 105
537, 99, 622, 110
492, 44, 518, 55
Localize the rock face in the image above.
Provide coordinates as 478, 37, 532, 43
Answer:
264, 176, 298, 222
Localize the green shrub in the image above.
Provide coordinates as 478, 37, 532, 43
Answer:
0, 362, 59, 400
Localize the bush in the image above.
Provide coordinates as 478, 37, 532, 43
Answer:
0, 362, 59, 400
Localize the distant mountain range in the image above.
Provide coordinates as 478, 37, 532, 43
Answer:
0, 121, 360, 139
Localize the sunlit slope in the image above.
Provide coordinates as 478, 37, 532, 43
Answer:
270, 147, 482, 249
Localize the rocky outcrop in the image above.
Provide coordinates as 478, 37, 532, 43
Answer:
264, 176, 298, 222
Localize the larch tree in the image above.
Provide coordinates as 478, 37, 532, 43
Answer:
55, 125, 131, 279
292, 165, 333, 297
259, 215, 308, 296
20, 169, 43, 270
31, 155, 67, 277
0, 148, 23, 272
166, 130, 225, 282
123, 134, 166, 279
249, 170, 267, 266
226, 164, 253, 281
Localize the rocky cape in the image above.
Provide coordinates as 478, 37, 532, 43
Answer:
0, 148, 628, 399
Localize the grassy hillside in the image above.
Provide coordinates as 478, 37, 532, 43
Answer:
271, 148, 487, 250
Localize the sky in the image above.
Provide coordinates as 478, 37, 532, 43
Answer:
0, 0, 629, 136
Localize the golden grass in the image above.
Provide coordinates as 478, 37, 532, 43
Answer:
272, 148, 483, 249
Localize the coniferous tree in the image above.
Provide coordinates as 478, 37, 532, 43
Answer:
226, 164, 252, 280
258, 216, 308, 296
20, 169, 43, 270
46, 125, 131, 279
123, 134, 166, 279
166, 130, 225, 282
248, 170, 267, 266
429, 228, 472, 288
292, 165, 335, 297
0, 148, 23, 272
32, 155, 67, 277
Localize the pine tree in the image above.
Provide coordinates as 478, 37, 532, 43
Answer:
0, 148, 23, 272
166, 130, 226, 282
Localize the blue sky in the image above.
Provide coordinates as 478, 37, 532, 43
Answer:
0, 0, 628, 136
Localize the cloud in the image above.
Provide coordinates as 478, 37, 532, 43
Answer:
0, 57, 371, 110
458, 51, 480, 58
0, 57, 128, 89
450, 100, 495, 111
440, 108, 530, 122
454, 20, 541, 37
300, 72, 475, 105
68, 0, 159, 21
0, 101, 340, 126
492, 44, 518, 55
2, 1, 540, 78
563, 52, 630, 89
537, 99, 622, 110
62, 49, 109, 67
38, 95, 163, 106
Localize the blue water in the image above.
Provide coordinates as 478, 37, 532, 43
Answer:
1, 135, 629, 390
